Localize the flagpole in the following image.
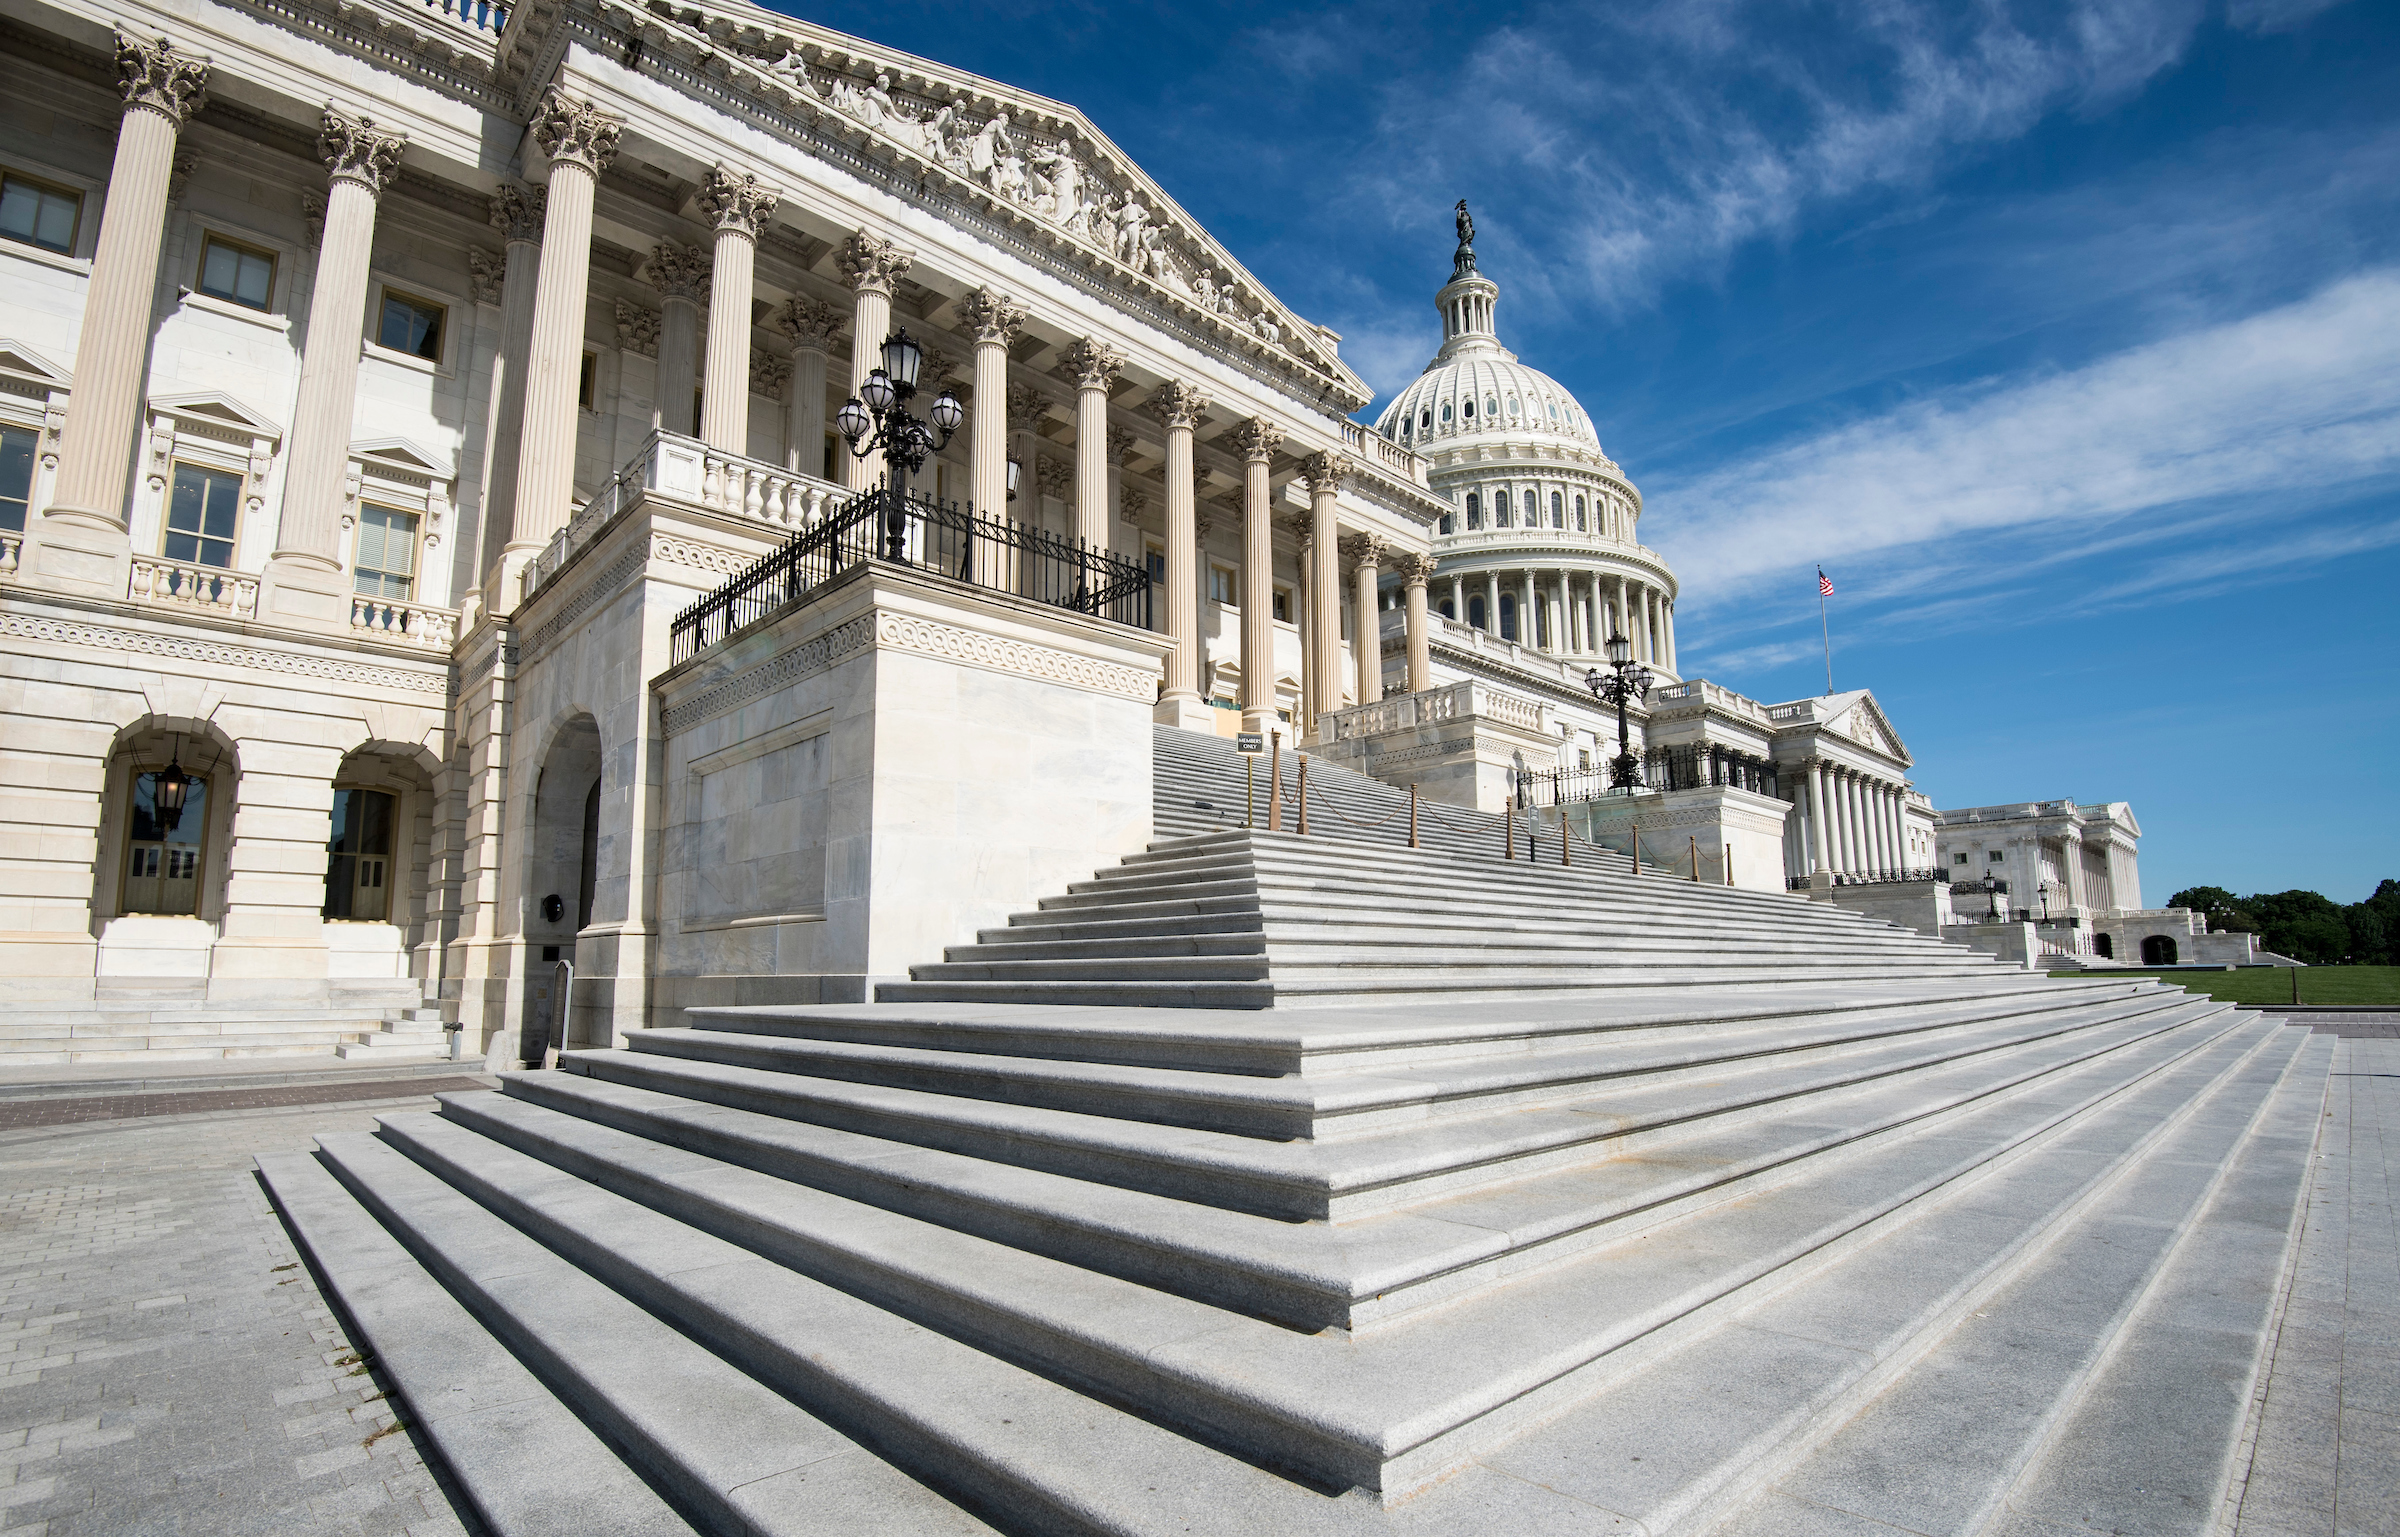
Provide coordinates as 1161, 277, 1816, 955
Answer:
1818, 570, 1833, 696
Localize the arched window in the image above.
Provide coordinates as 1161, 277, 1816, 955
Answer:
1575, 495, 1587, 529
323, 787, 396, 921
1507, 395, 1520, 416
1486, 396, 1499, 417
123, 766, 211, 916
1421, 408, 1433, 430
1494, 489, 1510, 528
1523, 490, 1538, 523
1548, 402, 1559, 423
1438, 512, 1454, 535
1498, 593, 1517, 641
1550, 491, 1563, 526
1439, 598, 1455, 619
1441, 401, 1452, 423
1464, 492, 1480, 528
1468, 595, 1486, 629
1462, 398, 1475, 418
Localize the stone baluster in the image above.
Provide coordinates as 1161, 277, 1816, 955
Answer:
1229, 418, 1283, 735
647, 243, 709, 437
500, 89, 621, 605
37, 32, 210, 595
775, 296, 843, 481
836, 230, 912, 490
1147, 382, 1209, 727
1061, 338, 1123, 551
265, 106, 409, 623
475, 184, 543, 595
1343, 532, 1385, 707
695, 165, 778, 453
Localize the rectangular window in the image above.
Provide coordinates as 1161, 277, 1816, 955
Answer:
1272, 586, 1292, 623
163, 464, 241, 567
578, 352, 598, 410
0, 424, 33, 533
0, 172, 81, 253
323, 787, 396, 921
1954, 853, 1969, 865
353, 504, 420, 599
197, 234, 276, 310
1989, 850, 2005, 863
375, 289, 445, 361
1208, 565, 1233, 605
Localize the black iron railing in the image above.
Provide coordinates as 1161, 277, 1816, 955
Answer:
1520, 744, 1782, 808
1786, 867, 1952, 891
669, 480, 1151, 666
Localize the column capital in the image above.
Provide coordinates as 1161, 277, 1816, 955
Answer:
115, 31, 210, 128
1059, 336, 1125, 391
487, 182, 546, 243
1106, 425, 1138, 465
1034, 455, 1074, 500
1279, 509, 1312, 549
531, 88, 622, 176
1145, 380, 1210, 430
645, 242, 712, 302
468, 249, 503, 305
955, 286, 1028, 346
773, 295, 845, 351
1006, 381, 1050, 431
1299, 451, 1350, 493
696, 164, 778, 238
1339, 531, 1387, 571
318, 105, 406, 195
1228, 417, 1284, 462
1396, 551, 1438, 588
750, 349, 791, 401
837, 229, 914, 296
614, 299, 660, 356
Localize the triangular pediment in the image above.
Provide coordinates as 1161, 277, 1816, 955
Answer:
351, 436, 455, 478
150, 391, 285, 442
579, 0, 1367, 406
0, 340, 71, 388
1827, 692, 1909, 765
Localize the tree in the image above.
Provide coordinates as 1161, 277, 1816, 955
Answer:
2346, 904, 2391, 966
2245, 890, 2349, 964
2168, 886, 2248, 930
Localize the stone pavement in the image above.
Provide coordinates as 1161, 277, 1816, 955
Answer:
2229, 1036, 2399, 1537
0, 1043, 2388, 1537
0, 1069, 498, 1537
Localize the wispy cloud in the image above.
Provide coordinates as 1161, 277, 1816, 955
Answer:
1653, 269, 2400, 611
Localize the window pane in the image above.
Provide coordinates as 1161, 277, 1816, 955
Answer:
167, 465, 238, 567
379, 295, 442, 359
0, 425, 32, 533
200, 240, 238, 297
125, 771, 207, 916
235, 249, 271, 307
1, 177, 78, 252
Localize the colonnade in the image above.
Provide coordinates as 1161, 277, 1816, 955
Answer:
1439, 566, 1676, 668
1793, 758, 1916, 879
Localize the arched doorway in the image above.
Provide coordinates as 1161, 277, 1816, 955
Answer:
2140, 934, 2177, 966
2093, 932, 2114, 959
323, 745, 439, 980
92, 723, 239, 982
525, 714, 603, 1063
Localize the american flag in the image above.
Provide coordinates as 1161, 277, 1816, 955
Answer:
1818, 568, 1835, 597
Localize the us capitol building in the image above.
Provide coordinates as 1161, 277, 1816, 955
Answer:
0, 0, 2151, 1065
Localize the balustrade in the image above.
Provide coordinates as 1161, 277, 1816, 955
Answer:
529, 431, 848, 594
0, 531, 21, 581
128, 556, 259, 620
349, 594, 458, 648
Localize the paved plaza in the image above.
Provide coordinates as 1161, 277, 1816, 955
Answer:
0, 1039, 2388, 1537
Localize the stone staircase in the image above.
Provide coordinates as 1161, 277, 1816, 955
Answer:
255, 727, 2331, 1535
2, 980, 449, 1068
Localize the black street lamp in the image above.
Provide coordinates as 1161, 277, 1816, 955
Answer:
1585, 628, 1654, 792
835, 328, 964, 559
154, 748, 191, 832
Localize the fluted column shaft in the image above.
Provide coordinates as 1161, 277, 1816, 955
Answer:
954, 289, 1022, 517
1293, 530, 1316, 734
649, 245, 706, 438
1064, 339, 1121, 550
836, 231, 911, 491
503, 91, 620, 599
43, 33, 208, 580
1233, 419, 1282, 734
1807, 761, 1833, 875
777, 298, 834, 476
1301, 454, 1347, 732
477, 187, 542, 586
1350, 537, 1382, 706
1151, 383, 1206, 713
1449, 575, 1464, 623
1402, 556, 1434, 694
698, 167, 775, 453
1486, 572, 1502, 635
1664, 598, 1679, 672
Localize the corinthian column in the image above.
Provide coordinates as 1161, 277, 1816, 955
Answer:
955, 288, 1025, 517
38, 31, 209, 595
1060, 337, 1123, 551
1147, 382, 1210, 729
476, 184, 543, 590
696, 165, 777, 453
774, 297, 843, 481
646, 243, 709, 437
1344, 532, 1386, 707
835, 230, 912, 490
266, 106, 408, 621
497, 89, 621, 607
1398, 552, 1436, 694
1299, 452, 1348, 734
1229, 418, 1283, 735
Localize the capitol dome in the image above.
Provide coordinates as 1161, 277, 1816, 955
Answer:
1372, 203, 1680, 676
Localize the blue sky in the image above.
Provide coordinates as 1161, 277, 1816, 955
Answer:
781, 0, 2399, 904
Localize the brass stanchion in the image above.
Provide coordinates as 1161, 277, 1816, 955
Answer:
1296, 754, 1309, 836
1690, 835, 1700, 882
1409, 784, 1420, 849
1268, 732, 1283, 832
1631, 826, 1641, 873
1562, 813, 1571, 867
1505, 803, 1516, 859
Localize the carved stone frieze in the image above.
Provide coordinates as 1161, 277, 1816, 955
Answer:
775, 296, 845, 350
696, 164, 779, 238
487, 183, 546, 243
531, 88, 623, 176
955, 286, 1027, 346
115, 31, 210, 127
645, 243, 713, 302
836, 229, 913, 295
1059, 337, 1124, 392
319, 106, 407, 195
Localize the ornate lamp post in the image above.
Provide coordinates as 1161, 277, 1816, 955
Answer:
1585, 628, 1653, 792
835, 328, 965, 559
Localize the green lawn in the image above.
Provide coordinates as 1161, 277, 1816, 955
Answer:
2047, 965, 2400, 1006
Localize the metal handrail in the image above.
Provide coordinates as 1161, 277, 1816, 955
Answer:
669, 479, 1151, 665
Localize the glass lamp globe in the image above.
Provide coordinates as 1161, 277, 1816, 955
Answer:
929, 389, 964, 435
859, 368, 896, 412
1605, 630, 1633, 666
881, 330, 922, 392
836, 396, 871, 444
